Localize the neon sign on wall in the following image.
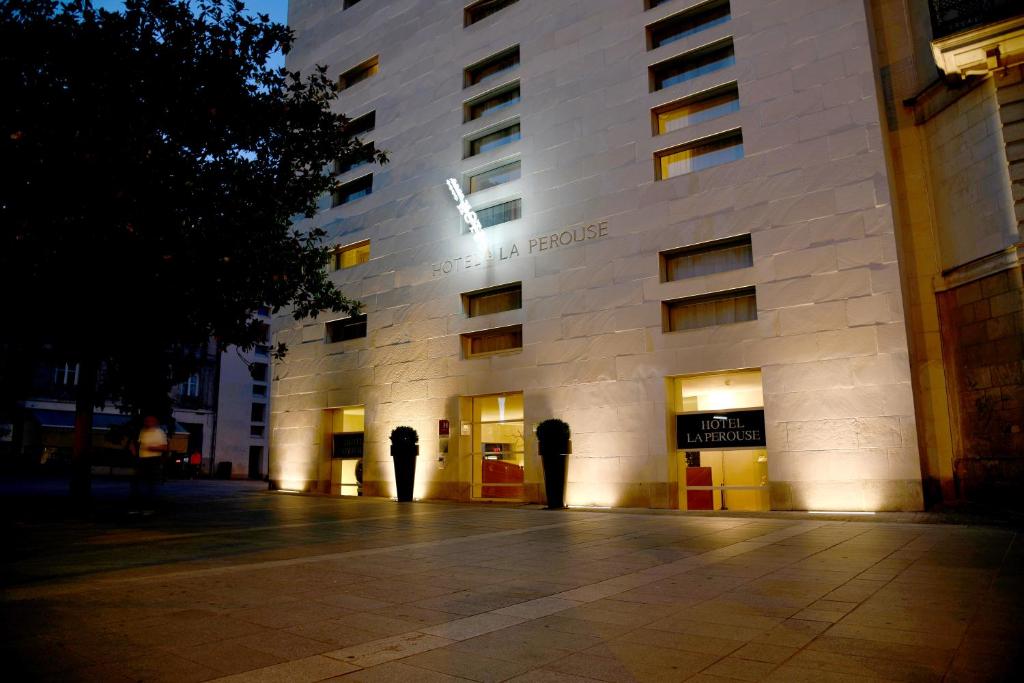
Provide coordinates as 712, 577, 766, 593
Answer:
446, 178, 487, 248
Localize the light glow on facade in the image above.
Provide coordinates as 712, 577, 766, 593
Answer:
446, 177, 487, 249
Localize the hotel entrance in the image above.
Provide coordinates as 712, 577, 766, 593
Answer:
465, 392, 525, 500
326, 405, 364, 496
673, 370, 769, 511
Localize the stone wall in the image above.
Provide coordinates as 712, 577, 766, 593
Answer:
938, 265, 1024, 502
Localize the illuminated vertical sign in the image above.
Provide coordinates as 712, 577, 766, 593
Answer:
446, 178, 487, 248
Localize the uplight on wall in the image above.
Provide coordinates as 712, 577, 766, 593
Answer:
446, 178, 488, 250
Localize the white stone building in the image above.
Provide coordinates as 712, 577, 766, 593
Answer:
270, 0, 936, 511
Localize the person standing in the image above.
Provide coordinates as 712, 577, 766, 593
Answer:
131, 415, 168, 511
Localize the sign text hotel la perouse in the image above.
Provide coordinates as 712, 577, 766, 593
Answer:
431, 220, 609, 277
676, 410, 767, 450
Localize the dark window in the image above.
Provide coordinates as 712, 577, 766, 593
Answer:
251, 403, 266, 423
254, 344, 270, 357
645, 0, 674, 8
651, 38, 734, 91
343, 0, 362, 8
252, 384, 267, 396
466, 83, 520, 122
661, 235, 752, 282
468, 122, 520, 157
647, 0, 730, 50
346, 111, 376, 137
653, 82, 739, 135
462, 324, 523, 357
250, 425, 265, 437
338, 56, 379, 91
664, 287, 757, 332
52, 361, 79, 386
326, 315, 368, 343
655, 129, 743, 179
465, 46, 519, 87
465, 0, 518, 27
332, 174, 373, 207
250, 362, 268, 382
468, 160, 521, 193
476, 199, 521, 228
335, 142, 375, 175
464, 282, 522, 317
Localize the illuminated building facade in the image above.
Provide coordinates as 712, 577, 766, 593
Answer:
271, 0, 1019, 511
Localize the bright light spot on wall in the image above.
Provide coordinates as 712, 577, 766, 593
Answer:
809, 510, 876, 516
565, 481, 621, 508
446, 178, 488, 251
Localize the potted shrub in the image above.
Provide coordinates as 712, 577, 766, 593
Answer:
536, 419, 571, 509
390, 426, 419, 502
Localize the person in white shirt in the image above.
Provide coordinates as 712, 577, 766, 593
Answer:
131, 415, 168, 510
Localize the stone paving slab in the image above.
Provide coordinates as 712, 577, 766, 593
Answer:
2, 480, 1023, 681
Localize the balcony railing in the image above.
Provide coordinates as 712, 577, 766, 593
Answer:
929, 0, 1021, 39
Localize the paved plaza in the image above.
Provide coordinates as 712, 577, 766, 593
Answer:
2, 480, 1022, 682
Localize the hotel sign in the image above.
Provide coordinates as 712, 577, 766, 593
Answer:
676, 409, 766, 450
432, 220, 609, 277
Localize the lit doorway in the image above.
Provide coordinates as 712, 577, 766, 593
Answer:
673, 369, 769, 511
327, 405, 364, 496
468, 392, 524, 500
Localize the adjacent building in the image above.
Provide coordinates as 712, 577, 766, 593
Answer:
270, 0, 1024, 511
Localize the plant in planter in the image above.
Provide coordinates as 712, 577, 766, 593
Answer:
390, 426, 419, 502
536, 419, 571, 509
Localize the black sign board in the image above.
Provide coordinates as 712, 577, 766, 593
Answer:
676, 409, 766, 450
333, 433, 364, 459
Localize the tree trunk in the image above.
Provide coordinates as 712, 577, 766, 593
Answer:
70, 354, 97, 501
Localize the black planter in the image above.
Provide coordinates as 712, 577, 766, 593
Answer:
391, 444, 418, 502
540, 442, 569, 509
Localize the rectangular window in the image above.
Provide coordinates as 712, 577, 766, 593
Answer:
465, 46, 519, 87
346, 111, 376, 137
464, 282, 522, 317
468, 160, 521, 193
331, 240, 370, 270
475, 198, 521, 229
465, 0, 518, 27
252, 384, 267, 396
326, 315, 368, 343
337, 55, 379, 91
468, 122, 520, 157
254, 344, 270, 357
650, 38, 735, 91
250, 362, 268, 382
184, 373, 200, 397
653, 82, 739, 135
53, 361, 79, 386
250, 425, 265, 437
462, 324, 523, 357
335, 143, 375, 175
647, 0, 730, 50
661, 234, 752, 282
656, 129, 743, 179
466, 82, 520, 122
332, 174, 373, 207
251, 403, 266, 423
664, 287, 757, 332
343, 0, 362, 8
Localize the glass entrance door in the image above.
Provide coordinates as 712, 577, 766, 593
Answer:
470, 393, 524, 499
682, 449, 768, 511
673, 369, 769, 511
